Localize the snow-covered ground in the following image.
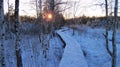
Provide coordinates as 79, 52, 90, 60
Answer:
1, 25, 120, 67
58, 25, 120, 67
57, 30, 88, 67
3, 34, 64, 67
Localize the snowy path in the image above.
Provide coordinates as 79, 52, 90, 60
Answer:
56, 30, 88, 67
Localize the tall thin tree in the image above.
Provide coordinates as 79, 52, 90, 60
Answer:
49, 0, 54, 35
39, 0, 43, 33
104, 0, 112, 56
112, 0, 118, 67
7, 0, 11, 29
39, 0, 43, 45
39, 0, 42, 15
0, 0, 5, 67
14, 0, 22, 67
50, 0, 54, 11
35, 0, 39, 18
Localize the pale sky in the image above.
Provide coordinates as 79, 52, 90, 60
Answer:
61, 0, 105, 18
4, 0, 120, 19
4, 0, 36, 16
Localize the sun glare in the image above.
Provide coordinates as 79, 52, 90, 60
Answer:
47, 13, 53, 20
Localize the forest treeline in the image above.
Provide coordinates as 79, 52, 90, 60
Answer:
4, 13, 120, 28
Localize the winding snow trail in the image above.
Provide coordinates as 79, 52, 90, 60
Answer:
57, 30, 88, 67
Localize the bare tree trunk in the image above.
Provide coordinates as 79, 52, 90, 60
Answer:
38, 0, 44, 47
39, 0, 43, 33
112, 0, 118, 67
104, 0, 112, 57
72, 1, 77, 35
7, 0, 10, 29
39, 0, 42, 17
50, 0, 54, 11
0, 0, 5, 67
14, 0, 22, 67
35, 0, 39, 18
48, 0, 55, 37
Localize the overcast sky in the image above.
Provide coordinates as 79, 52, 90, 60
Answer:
4, 0, 120, 18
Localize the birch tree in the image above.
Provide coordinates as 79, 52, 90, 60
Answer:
0, 0, 5, 67
14, 0, 22, 67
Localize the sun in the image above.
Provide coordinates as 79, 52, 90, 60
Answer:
47, 13, 53, 20
43, 12, 53, 21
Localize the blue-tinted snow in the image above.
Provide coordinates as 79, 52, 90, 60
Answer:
57, 30, 88, 67
57, 25, 120, 67
1, 25, 120, 67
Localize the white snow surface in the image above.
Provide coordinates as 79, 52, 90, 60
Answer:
58, 25, 120, 67
1, 25, 120, 67
57, 30, 88, 67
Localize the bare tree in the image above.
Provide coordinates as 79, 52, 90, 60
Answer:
35, 0, 39, 18
14, 0, 22, 67
38, 0, 43, 35
37, 0, 42, 18
72, 0, 81, 35
112, 0, 118, 67
104, 0, 112, 57
39, 0, 42, 18
49, 0, 54, 11
0, 0, 5, 67
7, 0, 11, 30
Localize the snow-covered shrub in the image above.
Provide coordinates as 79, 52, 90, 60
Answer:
20, 22, 41, 35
